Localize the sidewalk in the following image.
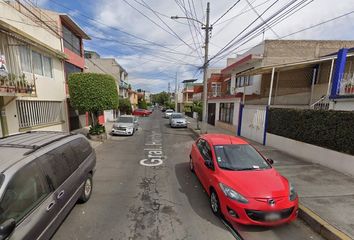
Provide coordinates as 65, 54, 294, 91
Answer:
186, 117, 354, 240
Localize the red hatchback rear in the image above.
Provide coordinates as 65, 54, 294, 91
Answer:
133, 109, 151, 117
189, 134, 298, 226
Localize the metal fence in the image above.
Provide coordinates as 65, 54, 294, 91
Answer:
16, 100, 64, 129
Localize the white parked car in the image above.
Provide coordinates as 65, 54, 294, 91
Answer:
169, 113, 188, 128
112, 115, 138, 136
164, 109, 174, 118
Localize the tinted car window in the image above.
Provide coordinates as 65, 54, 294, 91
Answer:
70, 138, 92, 165
38, 148, 72, 189
0, 162, 50, 223
117, 117, 133, 123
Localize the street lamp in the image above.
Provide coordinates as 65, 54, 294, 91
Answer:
171, 2, 211, 133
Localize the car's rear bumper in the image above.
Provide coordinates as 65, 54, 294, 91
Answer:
171, 123, 187, 127
219, 192, 299, 226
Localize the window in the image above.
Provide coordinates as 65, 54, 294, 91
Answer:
42, 56, 53, 78
63, 25, 81, 55
211, 83, 221, 97
64, 62, 82, 81
236, 75, 252, 87
32, 51, 43, 75
16, 100, 64, 129
38, 150, 72, 189
70, 138, 92, 166
197, 139, 212, 161
214, 145, 271, 171
19, 46, 32, 72
0, 162, 50, 223
226, 80, 231, 95
219, 103, 234, 124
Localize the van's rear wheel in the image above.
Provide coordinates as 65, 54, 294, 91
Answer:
78, 174, 93, 203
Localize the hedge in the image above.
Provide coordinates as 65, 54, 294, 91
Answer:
267, 108, 354, 155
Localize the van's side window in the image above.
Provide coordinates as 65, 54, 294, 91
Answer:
0, 162, 50, 223
70, 138, 92, 165
38, 150, 72, 189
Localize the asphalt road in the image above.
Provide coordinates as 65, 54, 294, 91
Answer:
52, 111, 323, 240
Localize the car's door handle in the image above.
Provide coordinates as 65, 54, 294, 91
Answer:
57, 190, 65, 199
46, 201, 56, 211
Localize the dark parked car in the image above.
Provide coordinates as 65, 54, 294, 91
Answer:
0, 131, 96, 240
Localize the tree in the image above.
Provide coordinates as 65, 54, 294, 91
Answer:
118, 97, 132, 114
152, 91, 170, 105
68, 73, 118, 128
138, 98, 148, 109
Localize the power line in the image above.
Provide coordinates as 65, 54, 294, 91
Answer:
211, 0, 242, 26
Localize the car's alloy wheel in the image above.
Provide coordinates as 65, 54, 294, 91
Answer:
78, 174, 93, 203
210, 191, 221, 216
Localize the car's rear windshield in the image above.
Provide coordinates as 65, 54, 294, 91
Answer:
172, 114, 183, 119
117, 117, 133, 123
214, 144, 271, 171
166, 110, 173, 112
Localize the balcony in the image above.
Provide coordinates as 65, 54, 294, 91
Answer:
0, 73, 36, 96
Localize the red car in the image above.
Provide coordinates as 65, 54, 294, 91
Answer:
132, 109, 151, 117
189, 134, 298, 226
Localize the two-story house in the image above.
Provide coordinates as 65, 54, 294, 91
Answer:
0, 1, 68, 137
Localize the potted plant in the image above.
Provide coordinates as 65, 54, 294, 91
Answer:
7, 73, 16, 93
0, 75, 7, 92
18, 74, 27, 93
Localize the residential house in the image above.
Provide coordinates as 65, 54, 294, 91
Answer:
207, 40, 354, 140
84, 50, 128, 121
0, 1, 68, 137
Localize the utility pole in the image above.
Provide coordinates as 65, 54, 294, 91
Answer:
201, 2, 211, 133
175, 72, 178, 111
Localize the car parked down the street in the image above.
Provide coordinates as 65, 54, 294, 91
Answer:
163, 109, 174, 118
111, 115, 139, 136
169, 113, 188, 128
0, 131, 96, 240
132, 109, 151, 117
189, 134, 298, 226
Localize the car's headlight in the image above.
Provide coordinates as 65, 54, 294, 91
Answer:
219, 183, 248, 203
289, 182, 297, 201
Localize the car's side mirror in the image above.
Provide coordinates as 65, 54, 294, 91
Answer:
204, 159, 214, 170
267, 158, 274, 165
0, 219, 16, 240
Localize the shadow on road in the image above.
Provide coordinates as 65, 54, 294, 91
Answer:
174, 162, 228, 231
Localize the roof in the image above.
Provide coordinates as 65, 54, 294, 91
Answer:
60, 15, 91, 40
182, 79, 197, 83
202, 134, 248, 145
238, 52, 354, 77
221, 54, 263, 74
0, 131, 73, 172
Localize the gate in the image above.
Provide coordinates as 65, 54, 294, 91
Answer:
207, 103, 216, 125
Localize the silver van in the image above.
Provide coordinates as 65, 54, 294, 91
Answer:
0, 131, 96, 240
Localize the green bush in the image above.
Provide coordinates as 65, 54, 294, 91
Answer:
89, 124, 106, 135
119, 97, 132, 114
68, 73, 118, 128
138, 99, 148, 109
267, 108, 354, 155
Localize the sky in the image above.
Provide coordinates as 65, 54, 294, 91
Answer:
37, 0, 354, 93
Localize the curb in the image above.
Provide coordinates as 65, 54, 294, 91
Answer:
298, 204, 352, 240
187, 125, 352, 240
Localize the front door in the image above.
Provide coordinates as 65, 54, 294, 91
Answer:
207, 103, 216, 125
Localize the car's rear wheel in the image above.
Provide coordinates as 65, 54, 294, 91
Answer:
189, 156, 194, 172
78, 174, 93, 203
210, 190, 221, 217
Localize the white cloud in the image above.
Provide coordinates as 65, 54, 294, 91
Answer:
76, 0, 354, 91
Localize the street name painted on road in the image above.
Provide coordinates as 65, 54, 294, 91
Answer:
140, 130, 165, 167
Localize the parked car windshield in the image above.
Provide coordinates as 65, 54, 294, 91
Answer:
166, 110, 173, 113
172, 114, 183, 119
117, 117, 133, 123
214, 144, 271, 171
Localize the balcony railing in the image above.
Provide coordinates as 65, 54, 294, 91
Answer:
0, 73, 36, 96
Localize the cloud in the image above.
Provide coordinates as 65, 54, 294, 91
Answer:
46, 0, 354, 92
